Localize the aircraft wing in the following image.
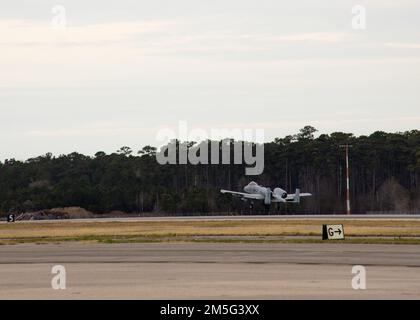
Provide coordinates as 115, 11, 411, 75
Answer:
271, 192, 312, 203
285, 192, 312, 200
220, 190, 264, 200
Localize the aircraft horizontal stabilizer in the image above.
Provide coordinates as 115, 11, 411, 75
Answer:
285, 189, 312, 203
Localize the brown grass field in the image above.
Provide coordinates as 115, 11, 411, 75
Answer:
1, 219, 420, 245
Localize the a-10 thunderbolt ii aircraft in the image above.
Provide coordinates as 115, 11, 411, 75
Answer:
220, 181, 312, 211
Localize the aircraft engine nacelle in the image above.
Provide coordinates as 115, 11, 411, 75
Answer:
273, 188, 288, 199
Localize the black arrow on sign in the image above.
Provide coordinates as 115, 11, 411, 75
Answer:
335, 229, 342, 235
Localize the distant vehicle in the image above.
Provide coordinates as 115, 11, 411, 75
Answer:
221, 181, 312, 209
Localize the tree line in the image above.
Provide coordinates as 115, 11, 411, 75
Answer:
1, 126, 419, 215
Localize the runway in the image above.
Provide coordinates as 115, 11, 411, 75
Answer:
7, 214, 420, 224
0, 243, 419, 299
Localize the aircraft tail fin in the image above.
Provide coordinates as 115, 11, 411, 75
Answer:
294, 188, 300, 203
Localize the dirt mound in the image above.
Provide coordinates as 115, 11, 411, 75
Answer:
17, 207, 94, 220
50, 207, 93, 219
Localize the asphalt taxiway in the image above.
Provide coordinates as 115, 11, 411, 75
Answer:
0, 243, 419, 299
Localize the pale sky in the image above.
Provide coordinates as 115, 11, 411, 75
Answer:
1, 0, 420, 160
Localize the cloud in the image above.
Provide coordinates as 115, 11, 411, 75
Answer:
0, 19, 169, 46
386, 42, 420, 49
0, 18, 417, 89
0, 18, 354, 48
269, 32, 354, 44
0, 18, 361, 87
25, 122, 156, 137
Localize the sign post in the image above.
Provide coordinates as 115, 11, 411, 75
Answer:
322, 224, 345, 240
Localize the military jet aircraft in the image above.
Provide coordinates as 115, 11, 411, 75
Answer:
220, 181, 312, 207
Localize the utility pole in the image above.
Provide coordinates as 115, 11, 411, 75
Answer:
339, 144, 352, 215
